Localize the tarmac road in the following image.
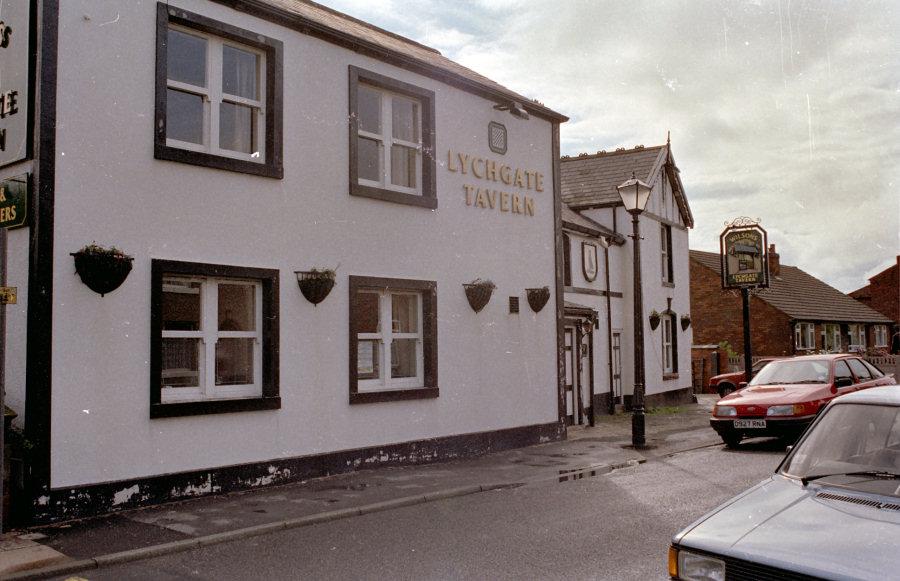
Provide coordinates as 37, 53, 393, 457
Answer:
56, 438, 786, 581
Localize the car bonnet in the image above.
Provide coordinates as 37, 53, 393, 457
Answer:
677, 475, 900, 579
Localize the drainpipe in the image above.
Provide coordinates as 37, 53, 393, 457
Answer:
603, 238, 615, 414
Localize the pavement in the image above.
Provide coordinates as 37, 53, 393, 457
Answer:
1, 395, 722, 580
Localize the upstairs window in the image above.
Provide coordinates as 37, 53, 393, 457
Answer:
349, 66, 436, 208
156, 5, 283, 178
661, 224, 673, 284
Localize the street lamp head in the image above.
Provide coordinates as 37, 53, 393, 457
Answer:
616, 171, 652, 214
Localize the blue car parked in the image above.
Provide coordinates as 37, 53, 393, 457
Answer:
670, 385, 900, 580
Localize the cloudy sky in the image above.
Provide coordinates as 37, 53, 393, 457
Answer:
324, 0, 898, 292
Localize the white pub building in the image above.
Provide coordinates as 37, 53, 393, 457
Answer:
560, 143, 695, 425
1, 0, 570, 523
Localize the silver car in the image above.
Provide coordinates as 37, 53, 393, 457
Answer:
669, 385, 900, 580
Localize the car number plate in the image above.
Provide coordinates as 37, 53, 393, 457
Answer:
734, 419, 766, 429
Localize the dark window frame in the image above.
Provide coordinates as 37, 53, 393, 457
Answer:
349, 275, 438, 404
155, 3, 284, 179
150, 259, 280, 418
348, 66, 437, 209
563, 233, 572, 286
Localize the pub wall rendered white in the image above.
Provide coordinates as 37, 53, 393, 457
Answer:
49, 1, 558, 487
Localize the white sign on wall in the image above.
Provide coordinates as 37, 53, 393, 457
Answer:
0, 1, 30, 168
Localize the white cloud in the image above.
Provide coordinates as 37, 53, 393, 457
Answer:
323, 0, 899, 291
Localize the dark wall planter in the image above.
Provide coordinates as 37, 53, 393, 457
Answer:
463, 280, 495, 313
649, 311, 661, 331
681, 315, 692, 331
296, 270, 336, 305
72, 247, 134, 296
526, 286, 550, 313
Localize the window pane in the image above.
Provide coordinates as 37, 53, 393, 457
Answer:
355, 292, 380, 334
392, 97, 419, 142
391, 338, 417, 379
392, 294, 418, 333
162, 338, 201, 388
357, 85, 381, 134
222, 45, 258, 100
162, 278, 201, 331
358, 137, 381, 182
167, 29, 207, 87
390, 144, 417, 188
216, 338, 254, 385
357, 339, 379, 380
219, 102, 256, 154
167, 89, 204, 144
219, 284, 255, 331
834, 361, 853, 380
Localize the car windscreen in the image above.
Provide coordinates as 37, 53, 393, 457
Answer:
748, 359, 829, 386
781, 403, 900, 494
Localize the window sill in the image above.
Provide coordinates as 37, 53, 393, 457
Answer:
155, 144, 284, 179
661, 281, 675, 288
151, 396, 281, 418
350, 183, 437, 209
662, 373, 679, 381
350, 387, 439, 405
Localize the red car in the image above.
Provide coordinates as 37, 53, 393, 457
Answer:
710, 354, 895, 447
707, 357, 781, 397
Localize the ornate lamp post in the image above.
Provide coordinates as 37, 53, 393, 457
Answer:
617, 172, 652, 448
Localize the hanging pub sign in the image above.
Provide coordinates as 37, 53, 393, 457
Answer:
720, 218, 768, 289
582, 241, 598, 282
0, 173, 28, 229
0, 0, 32, 168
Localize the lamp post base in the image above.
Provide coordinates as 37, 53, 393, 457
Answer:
631, 407, 646, 448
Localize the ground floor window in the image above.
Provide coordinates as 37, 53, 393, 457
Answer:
349, 276, 437, 404
823, 323, 841, 352
874, 325, 888, 348
848, 324, 866, 351
662, 313, 677, 374
151, 260, 279, 417
795, 322, 815, 350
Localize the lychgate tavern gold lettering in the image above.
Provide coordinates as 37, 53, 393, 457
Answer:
447, 149, 542, 217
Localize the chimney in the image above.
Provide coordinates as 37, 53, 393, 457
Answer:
769, 244, 780, 276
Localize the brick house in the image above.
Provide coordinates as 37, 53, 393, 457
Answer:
690, 246, 893, 357
850, 257, 899, 353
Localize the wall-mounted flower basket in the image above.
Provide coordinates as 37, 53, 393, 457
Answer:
71, 243, 134, 297
680, 314, 692, 331
526, 286, 550, 313
649, 309, 661, 331
295, 269, 336, 306
463, 278, 496, 313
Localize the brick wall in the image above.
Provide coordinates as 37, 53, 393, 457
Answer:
690, 259, 794, 356
850, 261, 898, 325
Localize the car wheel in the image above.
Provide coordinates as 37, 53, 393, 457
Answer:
722, 433, 742, 448
717, 383, 735, 398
